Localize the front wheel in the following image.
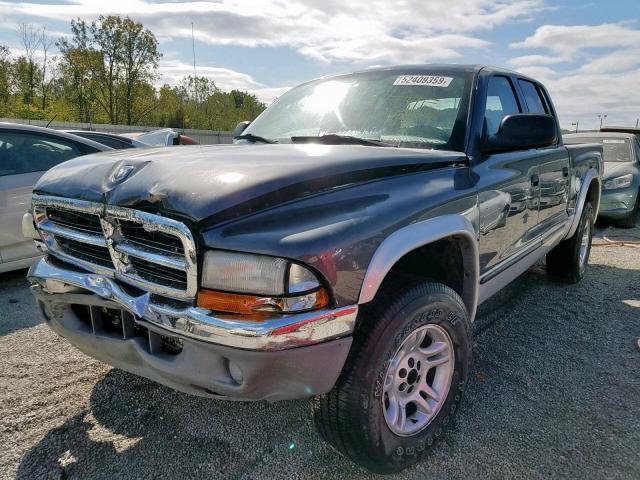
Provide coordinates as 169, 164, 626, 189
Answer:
310, 282, 471, 473
547, 201, 594, 283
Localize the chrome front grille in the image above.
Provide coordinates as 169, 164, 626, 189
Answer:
119, 220, 185, 256
129, 257, 189, 291
33, 195, 197, 300
56, 236, 113, 268
46, 208, 103, 234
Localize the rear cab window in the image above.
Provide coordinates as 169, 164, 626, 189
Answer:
518, 79, 549, 114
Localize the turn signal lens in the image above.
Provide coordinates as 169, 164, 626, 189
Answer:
196, 288, 330, 316
197, 290, 268, 314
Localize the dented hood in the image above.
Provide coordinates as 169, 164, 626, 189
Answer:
34, 143, 465, 224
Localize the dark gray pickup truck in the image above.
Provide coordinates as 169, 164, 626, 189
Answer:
25, 65, 602, 473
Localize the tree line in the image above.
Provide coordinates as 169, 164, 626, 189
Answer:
0, 16, 266, 130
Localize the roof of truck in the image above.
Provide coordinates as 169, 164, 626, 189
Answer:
363, 64, 530, 75
311, 64, 540, 85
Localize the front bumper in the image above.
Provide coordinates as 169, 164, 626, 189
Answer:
598, 186, 638, 219
28, 257, 357, 401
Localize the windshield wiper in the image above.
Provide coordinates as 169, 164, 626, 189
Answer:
290, 134, 393, 147
235, 133, 277, 144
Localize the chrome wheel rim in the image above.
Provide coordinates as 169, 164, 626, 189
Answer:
382, 324, 455, 436
579, 219, 591, 270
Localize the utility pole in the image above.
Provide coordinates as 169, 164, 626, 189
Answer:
571, 121, 579, 133
636, 118, 639, 128
598, 114, 607, 129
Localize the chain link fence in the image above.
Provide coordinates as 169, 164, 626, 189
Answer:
0, 118, 234, 144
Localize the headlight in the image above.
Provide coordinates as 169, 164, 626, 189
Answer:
198, 251, 327, 316
603, 174, 633, 190
201, 251, 289, 295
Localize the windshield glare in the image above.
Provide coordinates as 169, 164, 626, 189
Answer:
244, 71, 470, 150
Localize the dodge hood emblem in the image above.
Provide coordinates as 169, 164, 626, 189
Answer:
111, 165, 135, 184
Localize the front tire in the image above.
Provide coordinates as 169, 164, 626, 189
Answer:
311, 282, 471, 473
547, 201, 594, 283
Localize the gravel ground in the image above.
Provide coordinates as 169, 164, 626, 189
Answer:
1, 222, 639, 479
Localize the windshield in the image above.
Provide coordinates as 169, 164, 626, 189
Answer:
244, 70, 471, 151
565, 136, 632, 162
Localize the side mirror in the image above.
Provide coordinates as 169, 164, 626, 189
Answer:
483, 114, 557, 154
233, 121, 251, 138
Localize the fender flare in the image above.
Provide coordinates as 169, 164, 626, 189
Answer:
357, 214, 480, 321
566, 168, 601, 239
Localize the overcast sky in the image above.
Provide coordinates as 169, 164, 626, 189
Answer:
1, 0, 639, 129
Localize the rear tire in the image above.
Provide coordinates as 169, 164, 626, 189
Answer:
310, 281, 471, 473
546, 201, 594, 283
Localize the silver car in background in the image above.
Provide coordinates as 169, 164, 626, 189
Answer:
564, 131, 640, 227
64, 128, 201, 149
0, 123, 112, 272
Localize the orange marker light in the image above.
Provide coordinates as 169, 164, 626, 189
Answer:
196, 288, 329, 316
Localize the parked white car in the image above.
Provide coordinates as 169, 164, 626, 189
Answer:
121, 128, 200, 146
0, 122, 112, 273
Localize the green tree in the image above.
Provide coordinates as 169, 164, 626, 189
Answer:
12, 56, 43, 113
58, 20, 97, 122
119, 16, 160, 124
154, 84, 187, 128
16, 23, 41, 109
58, 15, 160, 125
7, 16, 266, 130
157, 76, 266, 130
38, 27, 55, 111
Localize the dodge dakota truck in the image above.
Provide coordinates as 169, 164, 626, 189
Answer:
25, 65, 602, 473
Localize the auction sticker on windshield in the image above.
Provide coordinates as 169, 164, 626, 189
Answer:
393, 75, 453, 87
